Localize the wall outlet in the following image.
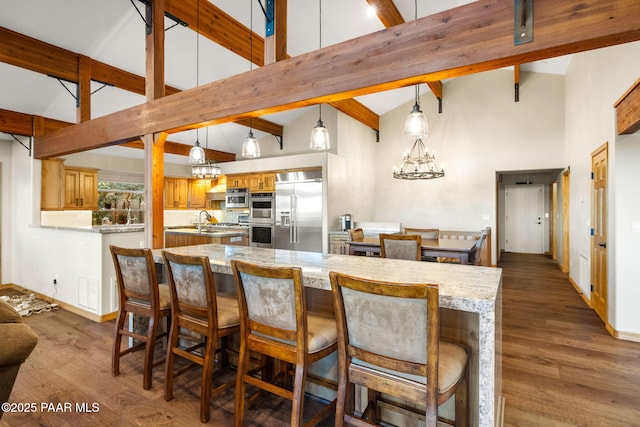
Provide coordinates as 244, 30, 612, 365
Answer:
53, 276, 58, 285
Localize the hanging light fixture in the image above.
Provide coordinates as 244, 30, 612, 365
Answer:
393, 138, 444, 180
241, 0, 261, 158
192, 128, 221, 178
394, 0, 444, 181
403, 0, 427, 141
189, 0, 205, 165
309, 0, 330, 151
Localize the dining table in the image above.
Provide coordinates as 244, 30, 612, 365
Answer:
347, 236, 478, 264
152, 243, 502, 427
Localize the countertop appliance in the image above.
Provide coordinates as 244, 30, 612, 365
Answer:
275, 170, 323, 253
225, 188, 249, 209
340, 214, 353, 231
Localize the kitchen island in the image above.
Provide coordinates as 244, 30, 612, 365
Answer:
164, 226, 248, 248
154, 244, 502, 427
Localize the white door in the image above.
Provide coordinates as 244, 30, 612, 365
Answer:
505, 184, 544, 253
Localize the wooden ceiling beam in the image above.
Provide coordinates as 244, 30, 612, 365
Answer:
0, 108, 235, 161
166, 0, 378, 131
614, 76, 640, 135
366, 0, 443, 110
34, 0, 640, 159
0, 26, 281, 137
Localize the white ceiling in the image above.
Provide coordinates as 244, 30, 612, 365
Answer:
0, 0, 570, 163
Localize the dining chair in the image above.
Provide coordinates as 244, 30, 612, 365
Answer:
231, 260, 338, 427
379, 233, 422, 260
348, 228, 364, 241
162, 251, 240, 423
469, 230, 488, 266
329, 271, 468, 427
110, 245, 171, 390
404, 228, 439, 262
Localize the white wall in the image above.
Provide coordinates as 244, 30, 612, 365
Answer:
373, 69, 566, 264
565, 40, 640, 335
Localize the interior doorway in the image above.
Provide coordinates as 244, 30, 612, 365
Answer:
504, 184, 545, 253
591, 143, 608, 323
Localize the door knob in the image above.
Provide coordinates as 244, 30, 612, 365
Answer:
598, 242, 607, 248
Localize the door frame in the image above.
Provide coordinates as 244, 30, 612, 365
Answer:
590, 142, 608, 323
561, 169, 570, 273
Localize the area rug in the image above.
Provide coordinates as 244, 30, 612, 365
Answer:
0, 293, 59, 316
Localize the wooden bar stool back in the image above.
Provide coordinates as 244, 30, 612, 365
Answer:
348, 228, 364, 241
404, 228, 439, 240
379, 233, 422, 260
329, 271, 468, 427
110, 245, 171, 390
231, 260, 338, 427
162, 251, 240, 423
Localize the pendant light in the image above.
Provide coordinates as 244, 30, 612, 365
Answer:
189, 0, 205, 164
241, 0, 260, 158
309, 0, 330, 151
403, 0, 427, 141
192, 128, 221, 178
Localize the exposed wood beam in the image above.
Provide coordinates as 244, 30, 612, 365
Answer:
614, 76, 640, 135
0, 26, 281, 136
264, 0, 287, 65
165, 0, 378, 130
146, 0, 166, 101
0, 108, 235, 161
34, 0, 640, 159
77, 55, 91, 122
366, 0, 404, 27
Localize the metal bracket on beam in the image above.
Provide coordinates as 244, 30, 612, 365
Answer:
514, 0, 533, 45
515, 82, 520, 102
48, 76, 113, 108
375, 130, 380, 143
437, 97, 443, 114
10, 134, 32, 157
258, 0, 275, 36
131, 0, 189, 35
274, 135, 283, 150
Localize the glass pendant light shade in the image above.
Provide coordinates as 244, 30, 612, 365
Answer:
242, 130, 260, 158
189, 141, 205, 164
309, 118, 330, 151
404, 102, 428, 140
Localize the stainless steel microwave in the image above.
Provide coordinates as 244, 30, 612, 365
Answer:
225, 188, 249, 209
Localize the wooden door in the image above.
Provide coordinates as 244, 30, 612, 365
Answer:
64, 169, 80, 208
591, 143, 608, 323
505, 184, 545, 253
79, 170, 98, 208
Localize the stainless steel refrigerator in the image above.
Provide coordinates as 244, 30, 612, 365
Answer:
275, 170, 323, 253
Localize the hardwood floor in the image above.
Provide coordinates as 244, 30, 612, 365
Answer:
500, 253, 640, 426
2, 253, 640, 426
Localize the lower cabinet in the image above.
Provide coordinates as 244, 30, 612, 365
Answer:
165, 233, 248, 248
330, 233, 349, 254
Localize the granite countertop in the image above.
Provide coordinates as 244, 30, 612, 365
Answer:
154, 244, 501, 313
37, 224, 145, 234
165, 227, 248, 238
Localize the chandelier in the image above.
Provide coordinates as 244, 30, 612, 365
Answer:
192, 162, 221, 179
393, 137, 444, 180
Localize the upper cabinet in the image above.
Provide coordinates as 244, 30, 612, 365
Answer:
41, 160, 98, 210
248, 173, 275, 192
164, 177, 211, 209
64, 168, 98, 209
227, 174, 249, 189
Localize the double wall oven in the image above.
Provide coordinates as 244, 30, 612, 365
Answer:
248, 192, 275, 248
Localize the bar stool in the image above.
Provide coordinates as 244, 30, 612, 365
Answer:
329, 271, 468, 427
379, 233, 422, 260
110, 245, 171, 390
162, 251, 240, 423
230, 260, 338, 427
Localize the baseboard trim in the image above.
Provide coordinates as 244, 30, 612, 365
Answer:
0, 283, 117, 322
567, 276, 591, 307
606, 324, 640, 343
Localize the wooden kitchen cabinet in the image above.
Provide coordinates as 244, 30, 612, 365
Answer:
248, 173, 275, 192
164, 178, 189, 209
41, 159, 65, 210
188, 179, 210, 209
226, 174, 249, 189
63, 167, 98, 209
165, 232, 248, 248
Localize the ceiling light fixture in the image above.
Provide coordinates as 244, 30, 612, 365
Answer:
394, 0, 444, 181
192, 129, 221, 178
309, 0, 330, 151
188, 0, 205, 165
403, 0, 427, 141
241, 0, 261, 158
393, 138, 444, 180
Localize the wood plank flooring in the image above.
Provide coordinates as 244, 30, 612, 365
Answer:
499, 253, 640, 427
2, 252, 640, 426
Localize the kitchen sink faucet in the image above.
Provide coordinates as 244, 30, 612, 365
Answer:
198, 210, 212, 232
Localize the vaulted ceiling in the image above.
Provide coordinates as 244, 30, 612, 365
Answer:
0, 0, 575, 163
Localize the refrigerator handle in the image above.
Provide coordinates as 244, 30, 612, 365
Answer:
291, 194, 298, 243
